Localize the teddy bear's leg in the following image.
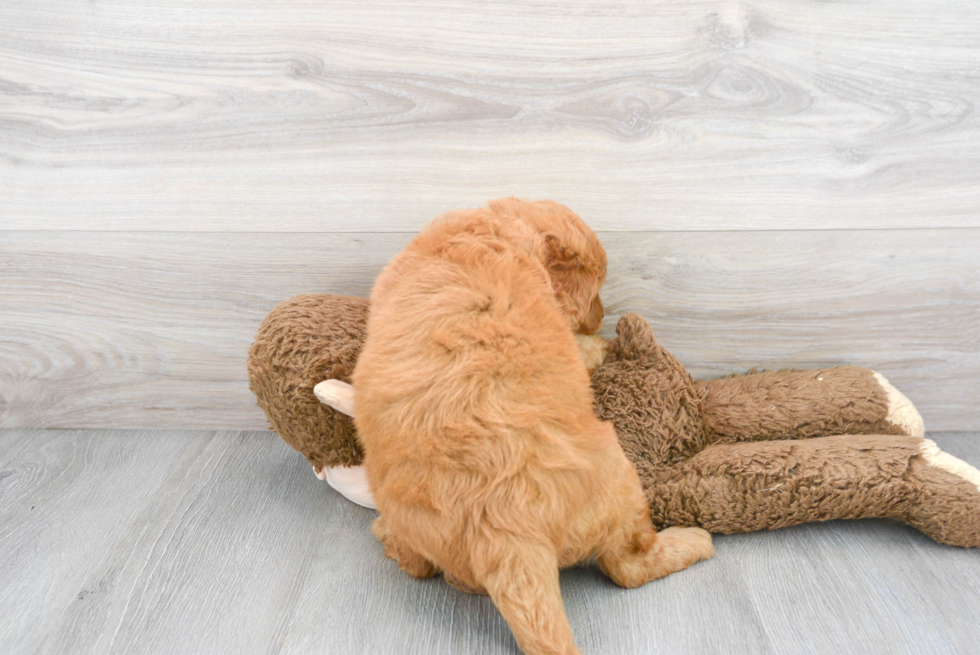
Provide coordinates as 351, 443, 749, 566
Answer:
904, 439, 980, 547
371, 515, 440, 579
322, 465, 377, 509
696, 366, 924, 444
645, 434, 980, 547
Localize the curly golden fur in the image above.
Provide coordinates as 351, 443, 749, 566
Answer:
353, 199, 713, 655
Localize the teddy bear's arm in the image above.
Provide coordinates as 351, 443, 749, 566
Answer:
644, 433, 980, 547
694, 366, 924, 444
314, 379, 356, 418
308, 379, 379, 509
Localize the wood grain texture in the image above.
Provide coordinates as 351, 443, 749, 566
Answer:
2, 0, 979, 231
0, 429, 207, 654
1, 228, 977, 431
1, 429, 978, 655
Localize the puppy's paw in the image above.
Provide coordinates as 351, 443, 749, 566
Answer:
656, 526, 715, 568
444, 572, 488, 595
371, 516, 398, 561
371, 517, 439, 578
600, 525, 714, 588
575, 334, 608, 372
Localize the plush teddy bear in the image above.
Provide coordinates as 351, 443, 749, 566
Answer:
248, 294, 980, 547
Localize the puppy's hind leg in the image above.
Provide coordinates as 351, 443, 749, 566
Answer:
597, 489, 713, 588
371, 515, 439, 579
475, 536, 580, 655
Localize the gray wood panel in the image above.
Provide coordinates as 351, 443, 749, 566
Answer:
1, 228, 977, 431
0, 429, 208, 654
2, 0, 979, 232
1, 429, 978, 655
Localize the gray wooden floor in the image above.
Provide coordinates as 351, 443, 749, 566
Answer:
2, 429, 978, 655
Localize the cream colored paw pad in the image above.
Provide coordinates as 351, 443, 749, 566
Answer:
323, 465, 377, 509
919, 439, 980, 493
873, 372, 925, 437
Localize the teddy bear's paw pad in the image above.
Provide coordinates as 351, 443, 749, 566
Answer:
920, 440, 980, 494
314, 379, 357, 418
323, 465, 377, 509
873, 371, 925, 437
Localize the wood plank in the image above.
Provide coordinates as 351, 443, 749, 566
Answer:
0, 429, 358, 655
35, 431, 354, 655
731, 433, 980, 655
1, 228, 977, 431
0, 429, 208, 654
2, 0, 979, 231
0, 231, 414, 430
1, 429, 977, 654
278, 508, 774, 655
723, 519, 980, 655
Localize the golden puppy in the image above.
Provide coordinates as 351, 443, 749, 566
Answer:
353, 199, 713, 655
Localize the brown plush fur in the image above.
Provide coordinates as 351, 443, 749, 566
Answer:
248, 294, 367, 470
593, 313, 980, 548
698, 367, 908, 444
248, 296, 980, 551
352, 200, 712, 655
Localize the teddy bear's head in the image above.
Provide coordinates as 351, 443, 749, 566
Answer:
248, 294, 369, 470
591, 313, 709, 467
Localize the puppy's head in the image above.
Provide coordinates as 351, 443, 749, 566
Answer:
489, 198, 607, 334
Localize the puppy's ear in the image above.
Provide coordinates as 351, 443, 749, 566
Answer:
545, 234, 602, 333
544, 234, 585, 272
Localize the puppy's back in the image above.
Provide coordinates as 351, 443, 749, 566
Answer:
354, 209, 597, 487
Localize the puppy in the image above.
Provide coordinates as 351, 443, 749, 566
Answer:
353, 198, 713, 655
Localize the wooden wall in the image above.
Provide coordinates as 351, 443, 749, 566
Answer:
2, 1, 978, 431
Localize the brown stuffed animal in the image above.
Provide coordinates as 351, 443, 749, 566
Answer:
248, 294, 980, 547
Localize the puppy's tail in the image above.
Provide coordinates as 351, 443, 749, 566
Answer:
476, 536, 581, 655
